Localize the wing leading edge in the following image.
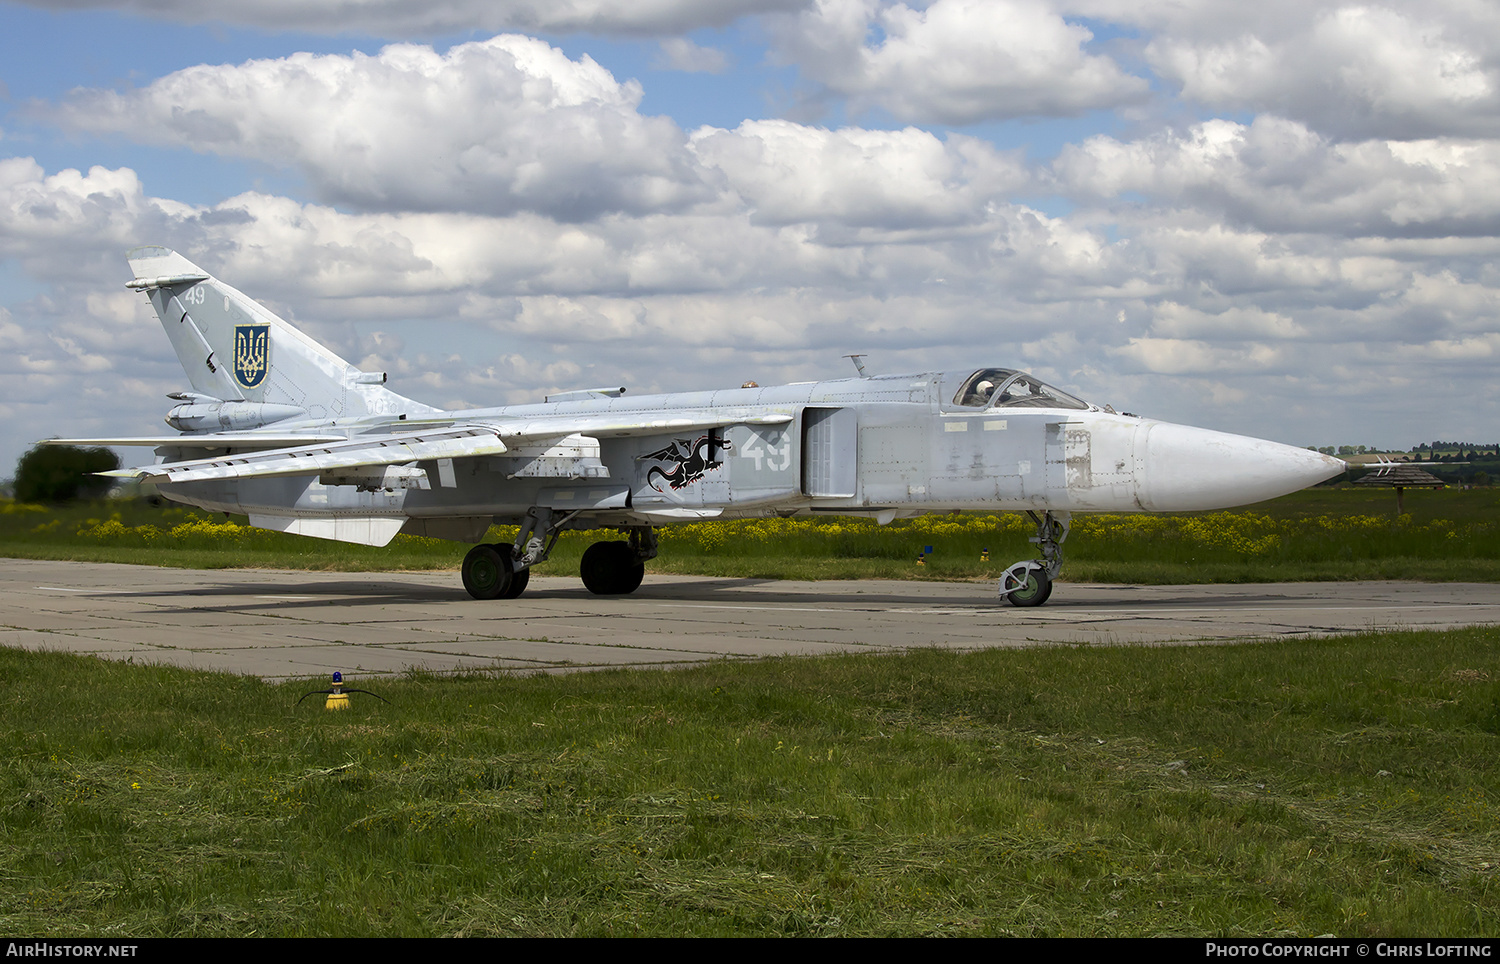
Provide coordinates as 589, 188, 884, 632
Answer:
43, 434, 347, 450
100, 426, 511, 486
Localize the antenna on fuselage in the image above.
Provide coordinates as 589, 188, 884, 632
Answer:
844, 354, 868, 377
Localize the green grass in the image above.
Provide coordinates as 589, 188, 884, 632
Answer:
2, 486, 1498, 583
3, 629, 1499, 935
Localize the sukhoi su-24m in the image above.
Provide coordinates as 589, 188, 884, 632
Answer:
49, 247, 1347, 606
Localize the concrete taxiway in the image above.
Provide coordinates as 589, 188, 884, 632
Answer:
4, 559, 1499, 680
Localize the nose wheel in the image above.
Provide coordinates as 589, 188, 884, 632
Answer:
998, 511, 1069, 607
1000, 564, 1052, 607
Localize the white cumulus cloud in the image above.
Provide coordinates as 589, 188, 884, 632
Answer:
691, 121, 1028, 228
54, 36, 714, 221
1144, 4, 1500, 139
1051, 116, 1500, 238
770, 0, 1149, 124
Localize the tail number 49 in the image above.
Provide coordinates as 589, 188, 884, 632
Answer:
741, 431, 791, 471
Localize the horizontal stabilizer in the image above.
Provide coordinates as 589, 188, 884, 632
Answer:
104, 426, 509, 485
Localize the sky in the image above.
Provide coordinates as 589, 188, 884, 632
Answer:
3, 0, 1500, 480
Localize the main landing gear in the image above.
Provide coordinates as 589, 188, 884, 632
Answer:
462, 506, 581, 601
998, 510, 1070, 608
461, 512, 658, 600
462, 543, 527, 600
581, 526, 656, 596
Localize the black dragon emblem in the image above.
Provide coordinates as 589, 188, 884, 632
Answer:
641, 434, 732, 492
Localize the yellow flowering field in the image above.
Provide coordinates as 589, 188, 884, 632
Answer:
3, 488, 1497, 582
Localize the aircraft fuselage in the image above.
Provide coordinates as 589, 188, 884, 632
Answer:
158, 369, 1343, 535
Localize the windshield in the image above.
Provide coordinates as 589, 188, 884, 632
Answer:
951, 368, 1090, 411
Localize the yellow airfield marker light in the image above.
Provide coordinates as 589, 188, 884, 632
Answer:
297, 671, 391, 711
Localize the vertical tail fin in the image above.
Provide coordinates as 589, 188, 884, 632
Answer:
125, 246, 437, 422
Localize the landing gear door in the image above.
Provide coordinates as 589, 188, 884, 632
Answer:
802, 407, 858, 498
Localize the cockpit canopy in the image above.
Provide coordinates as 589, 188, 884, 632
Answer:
952, 369, 1090, 410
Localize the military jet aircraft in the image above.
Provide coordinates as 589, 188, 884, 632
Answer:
47, 246, 1346, 606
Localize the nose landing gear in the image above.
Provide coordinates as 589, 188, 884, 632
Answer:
999, 510, 1069, 608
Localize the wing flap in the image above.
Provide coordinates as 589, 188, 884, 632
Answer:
105, 426, 509, 485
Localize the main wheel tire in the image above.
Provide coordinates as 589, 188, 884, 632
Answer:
501, 565, 530, 599
580, 541, 620, 594
462, 544, 512, 600
581, 541, 643, 595
1006, 568, 1052, 607
617, 557, 645, 594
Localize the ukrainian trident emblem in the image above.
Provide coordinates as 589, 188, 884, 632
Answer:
234, 325, 269, 389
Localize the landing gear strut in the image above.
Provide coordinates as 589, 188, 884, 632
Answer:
461, 507, 580, 601
999, 511, 1070, 608
581, 526, 656, 596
